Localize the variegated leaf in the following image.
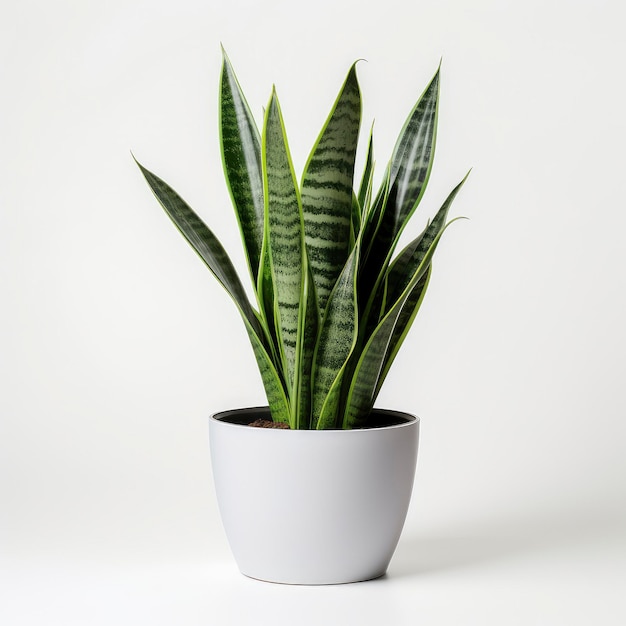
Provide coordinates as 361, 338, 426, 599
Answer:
343, 218, 461, 428
360, 69, 439, 307
301, 64, 361, 313
135, 159, 290, 421
135, 159, 261, 335
219, 49, 264, 282
357, 124, 374, 219
245, 320, 291, 424
263, 90, 318, 422
374, 266, 431, 398
384, 171, 469, 311
380, 66, 440, 251
350, 191, 360, 249
296, 269, 318, 428
311, 245, 359, 428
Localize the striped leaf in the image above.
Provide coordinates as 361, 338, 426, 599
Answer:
219, 49, 265, 282
350, 191, 360, 249
357, 124, 374, 219
135, 159, 261, 335
384, 171, 470, 313
369, 173, 469, 397
257, 242, 280, 366
380, 66, 440, 252
358, 166, 390, 307
360, 69, 439, 307
343, 218, 461, 429
311, 245, 359, 429
263, 89, 317, 424
297, 270, 319, 429
301, 64, 362, 313
245, 320, 291, 424
374, 266, 431, 398
360, 164, 390, 271
135, 159, 290, 422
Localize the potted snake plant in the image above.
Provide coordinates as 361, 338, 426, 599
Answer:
136, 49, 468, 584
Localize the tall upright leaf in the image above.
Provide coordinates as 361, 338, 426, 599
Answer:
311, 245, 359, 428
298, 270, 318, 428
343, 219, 460, 429
219, 50, 265, 282
263, 90, 318, 426
380, 66, 439, 251
301, 64, 361, 313
360, 68, 439, 302
357, 124, 374, 218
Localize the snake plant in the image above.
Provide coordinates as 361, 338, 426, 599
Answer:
136, 50, 468, 430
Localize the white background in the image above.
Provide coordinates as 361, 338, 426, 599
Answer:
2, 0, 625, 624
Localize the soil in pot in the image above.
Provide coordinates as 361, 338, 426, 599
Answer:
248, 419, 290, 429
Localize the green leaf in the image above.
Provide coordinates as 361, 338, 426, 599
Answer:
369, 173, 469, 397
379, 66, 440, 252
384, 171, 470, 312
135, 158, 290, 423
343, 217, 462, 429
357, 123, 374, 219
301, 63, 362, 313
297, 271, 319, 428
359, 166, 390, 302
311, 245, 359, 429
359, 68, 439, 308
374, 265, 431, 398
257, 241, 280, 366
350, 191, 361, 249
245, 320, 291, 424
219, 49, 265, 282
360, 164, 390, 264
135, 159, 261, 335
263, 89, 318, 426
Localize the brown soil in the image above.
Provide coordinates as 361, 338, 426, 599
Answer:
248, 419, 290, 429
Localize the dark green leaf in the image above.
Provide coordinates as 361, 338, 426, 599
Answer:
384, 171, 469, 312
135, 158, 290, 422
343, 218, 461, 428
301, 64, 362, 313
378, 67, 440, 253
357, 124, 374, 218
220, 49, 265, 282
311, 245, 359, 428
374, 266, 431, 397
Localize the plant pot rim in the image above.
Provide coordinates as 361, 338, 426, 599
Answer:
210, 406, 418, 431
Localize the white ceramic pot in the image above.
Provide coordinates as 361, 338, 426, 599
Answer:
209, 407, 419, 585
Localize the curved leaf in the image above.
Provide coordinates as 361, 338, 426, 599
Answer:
135, 159, 261, 335
135, 159, 289, 422
384, 171, 470, 311
244, 320, 290, 425
219, 49, 264, 282
343, 218, 462, 429
374, 266, 431, 398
